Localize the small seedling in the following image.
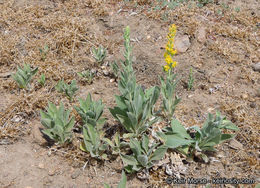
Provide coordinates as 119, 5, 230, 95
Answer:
80, 122, 108, 160
55, 79, 78, 101
40, 102, 75, 144
120, 134, 167, 173
39, 45, 49, 61
38, 74, 46, 86
74, 93, 106, 129
12, 63, 38, 89
234, 7, 240, 12
188, 67, 194, 90
77, 70, 94, 84
91, 46, 107, 64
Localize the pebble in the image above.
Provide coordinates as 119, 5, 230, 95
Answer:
228, 67, 234, 71
207, 107, 214, 112
38, 163, 45, 169
241, 93, 248, 99
196, 27, 206, 43
48, 169, 56, 176
229, 139, 243, 150
103, 70, 109, 76
31, 120, 46, 145
252, 62, 260, 72
250, 102, 256, 108
109, 78, 115, 83
174, 35, 191, 53
71, 169, 81, 179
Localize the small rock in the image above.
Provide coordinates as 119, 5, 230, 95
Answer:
48, 169, 56, 176
101, 66, 106, 70
31, 120, 46, 145
103, 70, 109, 76
137, 35, 143, 41
146, 35, 151, 39
250, 102, 256, 108
109, 78, 115, 83
196, 27, 206, 43
228, 67, 234, 71
38, 163, 45, 169
229, 139, 243, 150
71, 169, 81, 179
241, 93, 248, 99
207, 107, 214, 112
252, 62, 260, 72
174, 35, 191, 53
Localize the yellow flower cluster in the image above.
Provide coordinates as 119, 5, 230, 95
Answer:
163, 24, 177, 72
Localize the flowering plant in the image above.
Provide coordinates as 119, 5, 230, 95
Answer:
163, 24, 177, 73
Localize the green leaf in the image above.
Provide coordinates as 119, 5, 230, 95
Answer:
165, 135, 194, 148
219, 134, 235, 143
130, 138, 142, 156
150, 146, 167, 161
171, 119, 191, 139
219, 120, 239, 131
117, 171, 127, 188
141, 134, 149, 153
120, 154, 138, 166
137, 155, 148, 167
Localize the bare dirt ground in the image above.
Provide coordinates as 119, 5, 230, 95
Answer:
0, 0, 259, 187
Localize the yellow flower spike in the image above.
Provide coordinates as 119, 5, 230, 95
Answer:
163, 24, 178, 72
164, 65, 170, 72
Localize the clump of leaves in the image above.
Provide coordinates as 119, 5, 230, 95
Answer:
12, 63, 38, 89
38, 73, 46, 86
109, 85, 160, 137
160, 72, 181, 121
55, 79, 78, 101
91, 45, 107, 64
104, 171, 127, 188
120, 134, 167, 173
187, 67, 194, 90
74, 93, 106, 129
158, 112, 239, 162
77, 70, 94, 84
40, 102, 75, 145
80, 122, 108, 160
39, 45, 49, 61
